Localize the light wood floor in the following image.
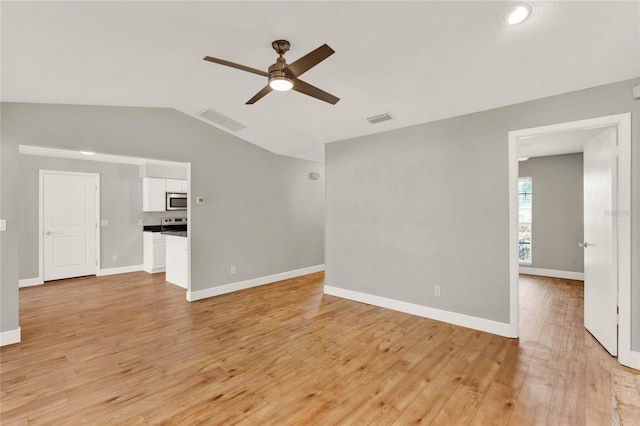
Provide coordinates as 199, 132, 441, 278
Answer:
0, 272, 625, 424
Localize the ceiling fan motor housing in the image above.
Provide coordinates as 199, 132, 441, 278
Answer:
271, 40, 291, 56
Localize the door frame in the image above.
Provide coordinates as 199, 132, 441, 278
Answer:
507, 113, 636, 369
39, 170, 101, 281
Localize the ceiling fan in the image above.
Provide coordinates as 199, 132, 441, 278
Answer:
203, 40, 339, 105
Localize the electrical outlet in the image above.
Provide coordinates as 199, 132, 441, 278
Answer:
0, 219, 6, 232
434, 286, 441, 297
112, 255, 118, 262
230, 265, 237, 275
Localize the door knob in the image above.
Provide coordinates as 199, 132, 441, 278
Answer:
578, 241, 589, 248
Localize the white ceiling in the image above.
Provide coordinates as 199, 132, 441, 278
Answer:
518, 127, 607, 159
2, 1, 638, 162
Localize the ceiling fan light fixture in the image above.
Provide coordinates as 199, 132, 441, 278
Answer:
269, 75, 293, 91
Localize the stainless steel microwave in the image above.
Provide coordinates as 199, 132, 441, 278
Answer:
166, 192, 187, 211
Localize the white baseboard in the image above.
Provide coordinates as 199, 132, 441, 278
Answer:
519, 267, 584, 281
620, 350, 640, 371
0, 327, 21, 346
323, 285, 517, 338
187, 264, 325, 302
97, 264, 144, 277
19, 277, 44, 288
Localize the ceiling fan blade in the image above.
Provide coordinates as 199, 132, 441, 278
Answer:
203, 56, 270, 78
284, 44, 335, 78
246, 85, 273, 104
292, 79, 340, 105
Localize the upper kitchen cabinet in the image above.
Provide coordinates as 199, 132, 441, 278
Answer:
143, 177, 167, 212
166, 179, 188, 193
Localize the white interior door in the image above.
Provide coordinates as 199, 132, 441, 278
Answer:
583, 127, 617, 356
43, 172, 98, 281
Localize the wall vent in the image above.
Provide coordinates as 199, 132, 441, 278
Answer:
198, 108, 246, 131
366, 113, 393, 124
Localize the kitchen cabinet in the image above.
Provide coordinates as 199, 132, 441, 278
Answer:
166, 179, 188, 193
143, 232, 166, 273
165, 234, 187, 288
142, 177, 166, 212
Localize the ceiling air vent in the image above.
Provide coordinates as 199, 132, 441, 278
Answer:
366, 113, 393, 124
198, 108, 246, 131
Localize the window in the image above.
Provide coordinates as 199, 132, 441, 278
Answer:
518, 177, 532, 264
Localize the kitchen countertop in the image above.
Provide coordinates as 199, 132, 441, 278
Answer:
161, 230, 187, 237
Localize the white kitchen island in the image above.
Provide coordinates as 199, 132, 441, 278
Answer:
164, 232, 188, 289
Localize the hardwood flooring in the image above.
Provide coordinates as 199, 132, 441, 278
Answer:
0, 272, 625, 424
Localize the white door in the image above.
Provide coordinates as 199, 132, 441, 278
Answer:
43, 172, 98, 281
583, 127, 617, 356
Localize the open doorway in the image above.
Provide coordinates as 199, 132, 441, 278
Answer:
18, 145, 192, 295
508, 113, 636, 369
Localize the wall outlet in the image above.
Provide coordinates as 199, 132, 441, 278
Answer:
196, 197, 205, 204
434, 285, 441, 297
112, 255, 118, 262
101, 219, 109, 227
230, 265, 237, 275
0, 219, 5, 232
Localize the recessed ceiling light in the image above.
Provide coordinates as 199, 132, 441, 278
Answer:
503, 3, 533, 25
80, 151, 96, 156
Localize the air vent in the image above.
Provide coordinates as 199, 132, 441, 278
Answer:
198, 108, 246, 131
366, 113, 393, 124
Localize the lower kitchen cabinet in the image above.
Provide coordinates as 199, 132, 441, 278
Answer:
143, 232, 166, 273
165, 234, 187, 288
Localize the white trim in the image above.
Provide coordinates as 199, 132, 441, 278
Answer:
186, 163, 191, 293
508, 113, 633, 369
508, 127, 520, 338
186, 264, 325, 302
621, 351, 640, 371
324, 285, 516, 338
39, 170, 101, 281
519, 267, 584, 281
0, 327, 21, 346
97, 264, 144, 277
19, 277, 44, 288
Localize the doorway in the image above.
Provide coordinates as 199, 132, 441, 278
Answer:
508, 113, 635, 369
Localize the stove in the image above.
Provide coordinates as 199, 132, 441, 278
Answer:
161, 217, 187, 232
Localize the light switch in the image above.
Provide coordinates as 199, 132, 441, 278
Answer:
100, 220, 109, 227
196, 197, 205, 204
0, 219, 6, 232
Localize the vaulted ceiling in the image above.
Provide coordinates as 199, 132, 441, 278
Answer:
2, 1, 638, 162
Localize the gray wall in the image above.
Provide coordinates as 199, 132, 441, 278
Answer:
1, 104, 325, 335
326, 78, 639, 349
519, 154, 584, 273
19, 155, 144, 279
